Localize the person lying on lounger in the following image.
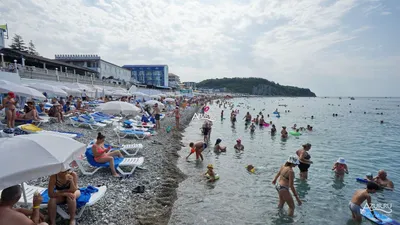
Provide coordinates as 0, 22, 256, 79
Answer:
92, 132, 124, 177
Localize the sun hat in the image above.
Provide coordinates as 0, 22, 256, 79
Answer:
337, 157, 346, 164
287, 155, 300, 165
8, 92, 15, 98
207, 164, 213, 169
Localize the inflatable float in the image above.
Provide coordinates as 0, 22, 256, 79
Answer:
289, 131, 301, 136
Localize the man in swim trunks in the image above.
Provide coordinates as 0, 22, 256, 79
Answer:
153, 103, 161, 130
186, 141, 206, 161
373, 170, 394, 190
349, 182, 380, 223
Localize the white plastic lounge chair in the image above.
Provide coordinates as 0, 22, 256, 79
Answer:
69, 117, 106, 130
74, 150, 144, 176
0, 183, 107, 219
113, 127, 151, 142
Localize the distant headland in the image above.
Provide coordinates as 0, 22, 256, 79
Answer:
197, 77, 316, 97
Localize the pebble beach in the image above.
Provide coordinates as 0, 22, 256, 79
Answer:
26, 106, 199, 225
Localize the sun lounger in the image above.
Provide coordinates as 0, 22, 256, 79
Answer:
75, 149, 144, 176
127, 119, 155, 129
69, 117, 106, 130
87, 140, 143, 156
113, 127, 151, 142
37, 130, 79, 139
80, 114, 113, 124
5, 183, 107, 219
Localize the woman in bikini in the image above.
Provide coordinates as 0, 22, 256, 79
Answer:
23, 101, 42, 121
92, 132, 124, 177
272, 156, 302, 217
296, 143, 313, 180
47, 167, 80, 225
3, 92, 16, 128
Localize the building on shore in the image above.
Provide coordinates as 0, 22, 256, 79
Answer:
0, 24, 7, 49
55, 54, 131, 82
122, 65, 169, 88
183, 82, 196, 89
168, 73, 180, 89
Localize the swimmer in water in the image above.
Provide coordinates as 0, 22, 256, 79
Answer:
220, 110, 224, 119
214, 138, 227, 152
365, 173, 373, 181
250, 123, 256, 132
271, 124, 277, 135
205, 164, 216, 182
246, 165, 255, 173
234, 139, 244, 151
259, 115, 265, 126
349, 182, 381, 223
292, 124, 297, 130
255, 115, 259, 124
281, 126, 288, 139
243, 112, 252, 124
332, 158, 349, 176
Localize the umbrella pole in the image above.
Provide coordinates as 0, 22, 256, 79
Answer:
21, 182, 28, 206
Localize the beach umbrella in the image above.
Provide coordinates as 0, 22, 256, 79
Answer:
96, 101, 140, 115
158, 94, 166, 97
164, 98, 175, 102
0, 80, 46, 100
58, 85, 81, 96
112, 90, 131, 97
150, 95, 160, 99
26, 83, 68, 97
0, 134, 86, 203
144, 100, 165, 108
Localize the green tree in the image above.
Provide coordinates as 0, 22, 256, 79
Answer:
28, 40, 39, 55
9, 34, 27, 51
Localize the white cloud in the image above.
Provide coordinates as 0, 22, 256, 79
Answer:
381, 11, 392, 15
0, 0, 399, 96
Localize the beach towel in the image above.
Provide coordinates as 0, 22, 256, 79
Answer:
85, 149, 123, 169
40, 186, 98, 208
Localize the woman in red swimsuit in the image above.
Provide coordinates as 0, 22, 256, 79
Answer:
92, 132, 123, 177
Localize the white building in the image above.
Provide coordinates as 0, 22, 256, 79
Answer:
168, 73, 180, 89
54, 54, 131, 82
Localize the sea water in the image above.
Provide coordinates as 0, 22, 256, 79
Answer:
169, 97, 400, 225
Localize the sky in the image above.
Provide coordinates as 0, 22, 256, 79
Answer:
0, 0, 399, 97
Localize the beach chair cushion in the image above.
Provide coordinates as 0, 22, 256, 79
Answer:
85, 148, 123, 168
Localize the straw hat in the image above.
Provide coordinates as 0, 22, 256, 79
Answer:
207, 164, 213, 169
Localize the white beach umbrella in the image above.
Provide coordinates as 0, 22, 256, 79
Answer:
164, 98, 175, 102
145, 100, 165, 108
26, 83, 68, 97
0, 80, 46, 100
150, 95, 161, 99
113, 90, 130, 97
96, 101, 140, 115
158, 93, 166, 97
131, 92, 146, 96
0, 133, 86, 192
58, 85, 81, 96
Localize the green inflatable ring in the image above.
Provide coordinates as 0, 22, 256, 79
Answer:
289, 131, 302, 136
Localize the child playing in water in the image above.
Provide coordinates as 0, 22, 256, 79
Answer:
214, 138, 227, 152
205, 164, 216, 182
246, 165, 255, 173
365, 173, 373, 181
250, 123, 256, 132
349, 182, 381, 223
332, 158, 349, 175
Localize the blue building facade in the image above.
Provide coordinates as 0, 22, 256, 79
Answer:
122, 65, 169, 87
